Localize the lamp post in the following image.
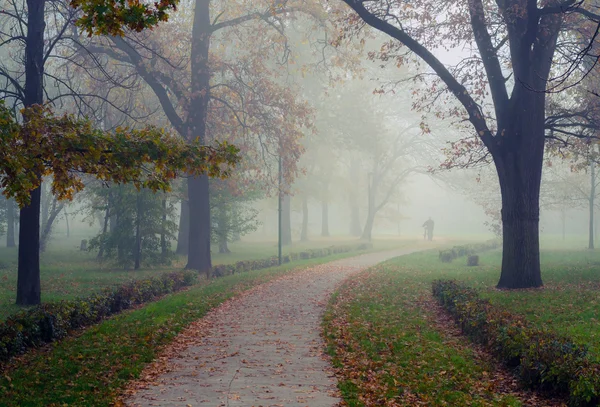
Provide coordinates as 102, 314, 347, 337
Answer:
278, 153, 282, 265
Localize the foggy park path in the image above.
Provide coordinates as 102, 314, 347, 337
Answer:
126, 246, 428, 407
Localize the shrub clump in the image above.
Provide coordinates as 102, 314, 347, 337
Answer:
438, 240, 499, 263
467, 255, 479, 266
211, 243, 370, 278
0, 270, 196, 365
432, 279, 600, 406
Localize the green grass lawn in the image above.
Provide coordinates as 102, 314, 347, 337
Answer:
0, 240, 417, 407
323, 247, 600, 406
0, 236, 413, 319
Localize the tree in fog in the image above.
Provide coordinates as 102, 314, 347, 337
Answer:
85, 1, 322, 273
329, 74, 433, 241
88, 184, 176, 269
210, 179, 260, 254
0, 0, 236, 305
337, 0, 600, 288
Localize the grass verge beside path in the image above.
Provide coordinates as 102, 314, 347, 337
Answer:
323, 248, 600, 406
0, 237, 411, 319
323, 263, 525, 407
0, 242, 413, 407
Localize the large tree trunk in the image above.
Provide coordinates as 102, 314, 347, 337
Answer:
6, 199, 15, 248
186, 176, 212, 273
589, 160, 595, 250
282, 194, 292, 246
300, 196, 308, 241
495, 96, 545, 289
321, 201, 330, 237
16, 0, 46, 306
176, 199, 189, 255
185, 0, 212, 276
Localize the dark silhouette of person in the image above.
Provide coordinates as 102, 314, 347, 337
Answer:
422, 217, 434, 241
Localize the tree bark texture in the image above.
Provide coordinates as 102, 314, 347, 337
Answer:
494, 95, 546, 289
16, 0, 46, 306
185, 0, 212, 275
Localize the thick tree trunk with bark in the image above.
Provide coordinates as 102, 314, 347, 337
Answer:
16, 0, 46, 306
186, 176, 212, 273
6, 200, 15, 248
300, 196, 308, 241
282, 194, 292, 246
321, 201, 329, 237
495, 95, 545, 289
176, 199, 190, 255
185, 0, 212, 276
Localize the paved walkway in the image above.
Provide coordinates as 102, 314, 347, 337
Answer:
127, 247, 424, 407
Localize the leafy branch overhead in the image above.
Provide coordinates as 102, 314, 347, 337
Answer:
0, 102, 239, 207
70, 0, 180, 36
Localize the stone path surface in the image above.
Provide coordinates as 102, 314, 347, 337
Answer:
127, 247, 424, 407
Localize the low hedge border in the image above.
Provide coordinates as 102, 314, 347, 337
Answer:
0, 242, 373, 368
212, 242, 373, 277
432, 279, 600, 406
439, 240, 500, 263
0, 270, 197, 366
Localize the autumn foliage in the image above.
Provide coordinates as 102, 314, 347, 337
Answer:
0, 102, 239, 207
71, 0, 179, 36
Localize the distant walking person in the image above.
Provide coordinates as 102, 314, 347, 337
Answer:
422, 217, 434, 241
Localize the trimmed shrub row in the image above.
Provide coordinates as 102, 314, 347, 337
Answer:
432, 279, 600, 406
0, 242, 372, 367
439, 240, 500, 263
212, 242, 373, 277
0, 270, 196, 365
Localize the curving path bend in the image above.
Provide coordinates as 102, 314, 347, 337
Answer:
126, 246, 425, 407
